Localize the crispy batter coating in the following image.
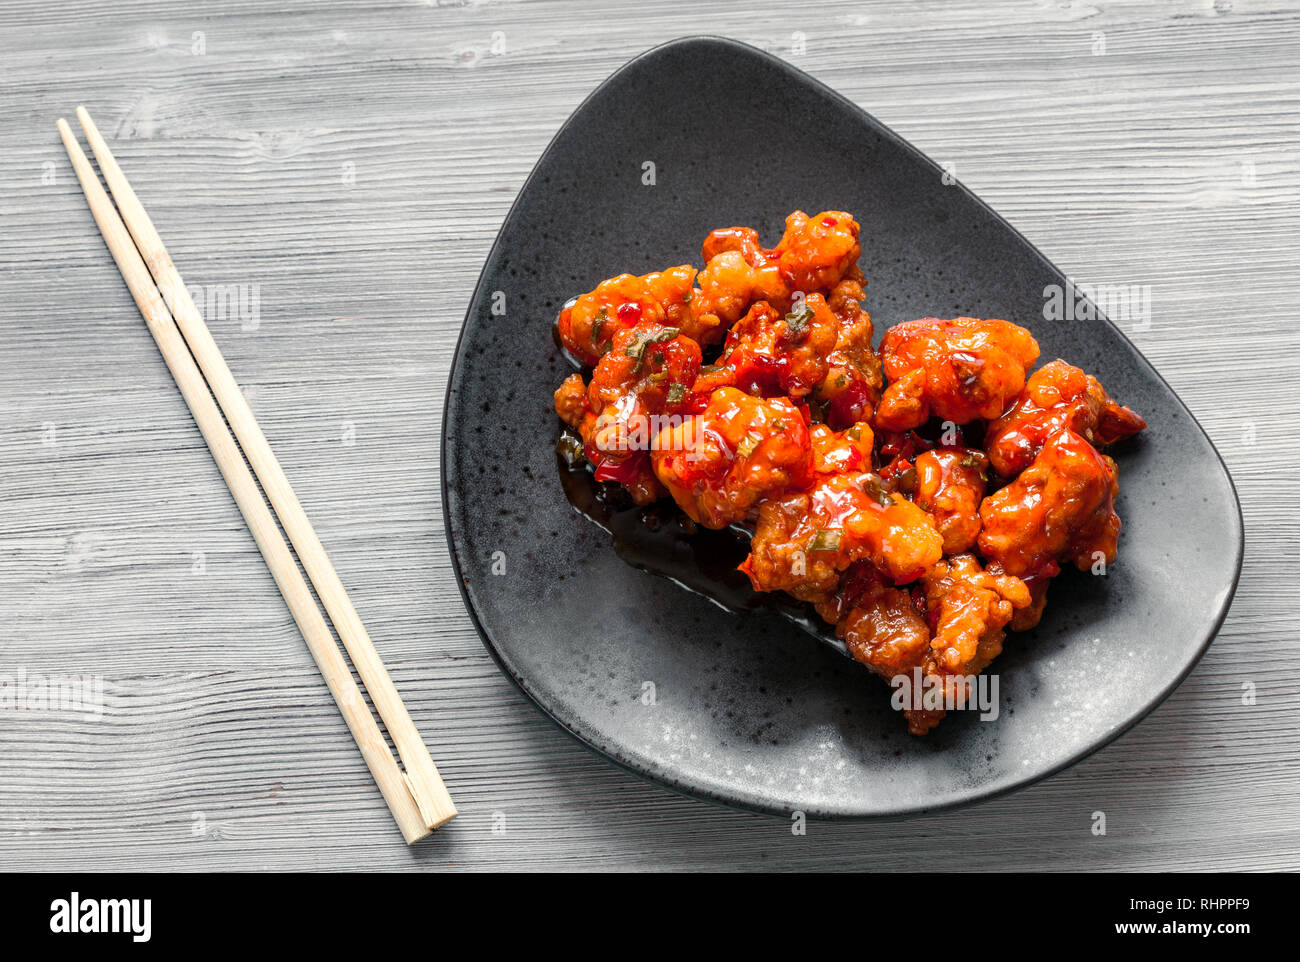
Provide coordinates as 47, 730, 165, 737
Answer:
642, 265, 699, 333
773, 210, 863, 294
556, 273, 666, 367
701, 210, 862, 292
701, 224, 767, 263
691, 294, 841, 400
978, 428, 1121, 578
914, 448, 989, 554
815, 278, 883, 428
876, 317, 1040, 430
985, 359, 1147, 477
690, 250, 784, 341
553, 320, 702, 504
810, 421, 874, 475
922, 554, 1030, 675
817, 563, 932, 678
690, 211, 862, 335
741, 468, 943, 602
841, 488, 945, 584
650, 387, 813, 528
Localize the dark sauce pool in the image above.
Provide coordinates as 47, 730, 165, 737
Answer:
555, 428, 847, 655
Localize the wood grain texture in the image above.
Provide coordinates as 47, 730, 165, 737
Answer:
1, 0, 1297, 871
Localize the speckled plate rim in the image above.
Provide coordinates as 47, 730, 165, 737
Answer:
440, 35, 1245, 819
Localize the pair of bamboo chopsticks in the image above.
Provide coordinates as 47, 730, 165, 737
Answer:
58, 107, 456, 843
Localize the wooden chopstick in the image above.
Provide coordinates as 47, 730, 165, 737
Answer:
57, 115, 455, 843
73, 107, 455, 833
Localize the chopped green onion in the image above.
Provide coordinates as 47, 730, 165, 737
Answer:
897, 466, 917, 495
555, 431, 586, 468
735, 431, 763, 459
624, 327, 681, 373
785, 302, 815, 336
862, 474, 891, 506
808, 529, 842, 552
666, 383, 686, 403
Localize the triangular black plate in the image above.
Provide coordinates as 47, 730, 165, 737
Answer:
442, 37, 1243, 817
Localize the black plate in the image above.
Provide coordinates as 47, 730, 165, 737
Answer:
442, 37, 1243, 817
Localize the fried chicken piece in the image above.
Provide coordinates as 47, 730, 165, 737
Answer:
693, 280, 880, 422
817, 563, 932, 679
977, 428, 1121, 578
586, 321, 702, 422
913, 448, 989, 554
556, 273, 667, 367
700, 210, 863, 294
814, 277, 883, 428
690, 211, 863, 340
876, 317, 1040, 430
810, 421, 874, 475
692, 295, 840, 399
701, 224, 767, 264
772, 210, 863, 294
741, 474, 871, 603
690, 250, 789, 342
650, 387, 812, 528
554, 371, 663, 504
984, 359, 1147, 477
902, 554, 1032, 733
921, 554, 1031, 675
641, 265, 698, 333
740, 469, 943, 601
555, 266, 716, 368
553, 321, 702, 503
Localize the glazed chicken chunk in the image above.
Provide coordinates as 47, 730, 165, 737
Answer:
913, 447, 989, 555
978, 428, 1122, 578
691, 211, 863, 331
741, 469, 943, 602
554, 319, 703, 503
814, 277, 883, 429
876, 317, 1040, 430
650, 387, 812, 529
556, 273, 668, 367
821, 563, 933, 681
905, 555, 1032, 733
692, 295, 840, 399
984, 359, 1147, 477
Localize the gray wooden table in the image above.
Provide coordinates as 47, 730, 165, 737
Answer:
1, 0, 1297, 872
